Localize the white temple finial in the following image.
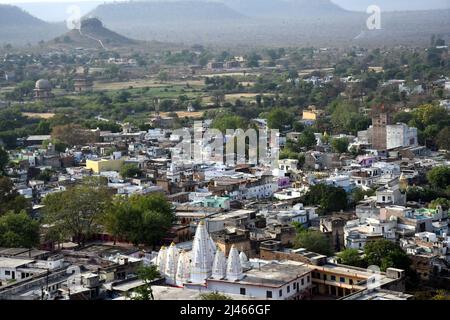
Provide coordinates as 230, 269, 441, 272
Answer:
226, 245, 244, 281
211, 247, 226, 279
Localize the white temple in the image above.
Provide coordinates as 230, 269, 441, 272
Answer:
155, 220, 244, 286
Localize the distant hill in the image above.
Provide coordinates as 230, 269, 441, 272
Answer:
88, 1, 245, 24
0, 4, 66, 45
14, 1, 103, 23
332, 0, 450, 12
48, 18, 138, 50
221, 0, 349, 18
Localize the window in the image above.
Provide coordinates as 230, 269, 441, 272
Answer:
240, 288, 246, 295
287, 285, 290, 293
307, 275, 310, 283
349, 279, 353, 285
301, 278, 304, 285
266, 291, 272, 299
5, 271, 10, 276
293, 282, 297, 289
279, 289, 282, 297
340, 277, 345, 283
330, 275, 336, 281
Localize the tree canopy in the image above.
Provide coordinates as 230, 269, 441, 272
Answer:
267, 108, 293, 131
0, 176, 31, 216
337, 248, 366, 268
294, 229, 332, 256
331, 137, 349, 154
0, 211, 40, 248
104, 193, 174, 247
427, 166, 450, 189
132, 265, 160, 300
120, 164, 143, 179
302, 184, 348, 214
0, 146, 8, 173
42, 178, 112, 246
364, 240, 411, 272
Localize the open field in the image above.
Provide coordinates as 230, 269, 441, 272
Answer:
225, 93, 274, 101
160, 111, 204, 118
22, 112, 55, 119
0, 86, 14, 94
202, 72, 261, 78
93, 79, 205, 91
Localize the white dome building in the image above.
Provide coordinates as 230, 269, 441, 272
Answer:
34, 79, 52, 100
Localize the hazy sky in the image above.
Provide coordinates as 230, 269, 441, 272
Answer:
1, 0, 449, 11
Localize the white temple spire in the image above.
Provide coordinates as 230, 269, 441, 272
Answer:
239, 251, 251, 269
211, 247, 226, 279
176, 250, 191, 287
190, 220, 215, 283
156, 246, 167, 276
165, 242, 179, 285
226, 245, 244, 281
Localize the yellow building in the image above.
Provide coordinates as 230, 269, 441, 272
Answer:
86, 158, 125, 173
302, 106, 325, 121
302, 110, 318, 121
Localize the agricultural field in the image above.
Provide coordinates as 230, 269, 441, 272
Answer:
22, 112, 55, 119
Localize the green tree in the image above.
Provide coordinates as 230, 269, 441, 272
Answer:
267, 108, 293, 131
294, 230, 332, 256
0, 211, 40, 248
364, 240, 410, 272
337, 248, 365, 267
0, 146, 8, 173
436, 127, 450, 151
298, 129, 317, 149
120, 164, 142, 179
0, 176, 31, 216
331, 137, 349, 154
51, 124, 97, 147
302, 184, 348, 214
104, 193, 174, 247
351, 188, 375, 204
211, 113, 247, 133
211, 90, 225, 107
132, 265, 160, 300
427, 166, 450, 189
432, 290, 450, 300
199, 292, 233, 300
157, 71, 169, 82
429, 198, 450, 211
42, 179, 112, 246
329, 101, 368, 134
114, 91, 132, 103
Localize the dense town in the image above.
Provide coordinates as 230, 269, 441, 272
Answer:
0, 14, 449, 302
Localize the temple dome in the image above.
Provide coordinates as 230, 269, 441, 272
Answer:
35, 79, 51, 90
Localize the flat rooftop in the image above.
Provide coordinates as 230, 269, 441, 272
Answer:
0, 257, 35, 269
343, 288, 413, 300
209, 262, 310, 288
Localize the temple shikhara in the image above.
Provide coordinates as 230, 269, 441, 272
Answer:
155, 221, 246, 287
